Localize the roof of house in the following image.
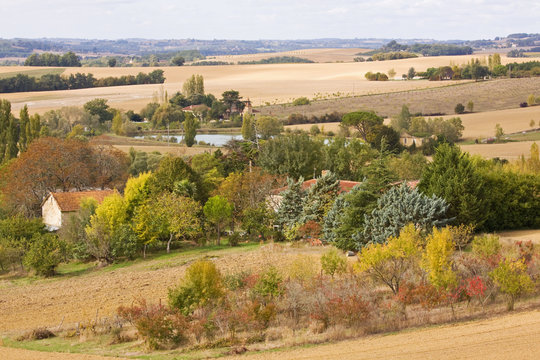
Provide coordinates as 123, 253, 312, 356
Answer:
182, 104, 209, 112
390, 180, 420, 189
272, 179, 361, 195
49, 190, 115, 212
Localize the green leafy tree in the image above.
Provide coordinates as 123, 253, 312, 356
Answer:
108, 58, 117, 67
362, 183, 450, 246
495, 123, 504, 141
242, 113, 256, 141
255, 116, 283, 140
221, 90, 244, 114
407, 67, 416, 80
203, 195, 233, 245
390, 105, 412, 132
23, 233, 67, 277
83, 98, 114, 123
112, 111, 123, 135
419, 144, 488, 228
183, 112, 199, 147
342, 111, 384, 142
85, 193, 130, 264
182, 74, 204, 100
258, 133, 323, 179
320, 248, 347, 278
466, 101, 474, 113
170, 55, 185, 66
168, 260, 224, 315
454, 103, 465, 114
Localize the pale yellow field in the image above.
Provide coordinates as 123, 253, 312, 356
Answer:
443, 106, 540, 140
460, 140, 537, 160
0, 54, 530, 114
206, 48, 371, 63
287, 106, 540, 142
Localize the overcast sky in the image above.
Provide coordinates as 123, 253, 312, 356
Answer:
1, 0, 538, 40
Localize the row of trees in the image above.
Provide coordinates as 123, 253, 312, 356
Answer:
0, 70, 165, 93
24, 51, 81, 67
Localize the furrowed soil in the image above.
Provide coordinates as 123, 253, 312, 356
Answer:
0, 244, 322, 334
262, 77, 540, 119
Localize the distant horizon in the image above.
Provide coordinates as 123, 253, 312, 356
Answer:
1, 0, 538, 41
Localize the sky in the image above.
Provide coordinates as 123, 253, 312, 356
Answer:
1, 0, 538, 40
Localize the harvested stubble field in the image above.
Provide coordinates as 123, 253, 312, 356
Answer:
460, 141, 538, 160
0, 54, 531, 114
287, 106, 540, 141
206, 48, 371, 63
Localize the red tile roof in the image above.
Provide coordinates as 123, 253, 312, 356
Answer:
51, 190, 115, 212
272, 179, 361, 195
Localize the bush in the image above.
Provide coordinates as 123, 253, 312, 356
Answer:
490, 258, 534, 310
168, 260, 224, 315
23, 234, 66, 276
472, 235, 501, 259
254, 266, 283, 298
288, 255, 318, 283
320, 249, 347, 278
118, 300, 188, 349
292, 97, 310, 106
454, 103, 465, 114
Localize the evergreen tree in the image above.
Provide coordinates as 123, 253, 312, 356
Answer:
28, 113, 41, 143
322, 192, 346, 244
4, 116, 19, 161
275, 177, 306, 228
183, 112, 199, 147
419, 143, 488, 228
361, 183, 450, 246
300, 171, 340, 224
18, 105, 29, 152
324, 183, 379, 251
0, 99, 12, 162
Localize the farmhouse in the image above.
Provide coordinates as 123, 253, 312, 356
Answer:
399, 132, 428, 147
42, 190, 115, 230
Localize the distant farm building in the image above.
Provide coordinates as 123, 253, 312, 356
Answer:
399, 132, 429, 147
42, 190, 115, 230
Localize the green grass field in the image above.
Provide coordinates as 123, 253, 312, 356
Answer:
0, 68, 65, 79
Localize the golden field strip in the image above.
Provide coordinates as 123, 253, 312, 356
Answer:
0, 54, 533, 114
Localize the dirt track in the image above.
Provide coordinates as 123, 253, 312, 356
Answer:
225, 309, 540, 360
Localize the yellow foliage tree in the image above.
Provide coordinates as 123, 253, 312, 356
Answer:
490, 258, 534, 311
421, 227, 457, 290
357, 224, 421, 294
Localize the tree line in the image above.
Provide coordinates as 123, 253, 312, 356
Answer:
0, 69, 165, 93
24, 51, 81, 67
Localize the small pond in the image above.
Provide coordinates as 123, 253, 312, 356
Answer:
134, 133, 242, 147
